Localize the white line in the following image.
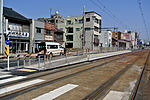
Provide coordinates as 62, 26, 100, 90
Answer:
0, 79, 45, 95
0, 75, 13, 79
32, 84, 79, 100
0, 76, 27, 84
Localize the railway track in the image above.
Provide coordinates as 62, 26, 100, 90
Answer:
129, 49, 150, 100
0, 50, 147, 100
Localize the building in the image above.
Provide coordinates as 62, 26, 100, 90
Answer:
130, 31, 138, 49
99, 30, 112, 47
3, 7, 31, 54
57, 16, 83, 48
30, 19, 45, 53
38, 11, 64, 28
84, 11, 101, 50
112, 31, 121, 40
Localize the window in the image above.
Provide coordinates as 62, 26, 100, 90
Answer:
36, 28, 41, 33
85, 27, 91, 31
46, 30, 51, 35
79, 19, 83, 23
66, 35, 73, 41
66, 27, 73, 33
94, 26, 98, 32
59, 28, 63, 31
76, 28, 80, 31
86, 18, 90, 22
67, 20, 71, 25
47, 45, 58, 49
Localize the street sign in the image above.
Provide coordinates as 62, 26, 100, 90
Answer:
5, 46, 9, 56
6, 40, 9, 45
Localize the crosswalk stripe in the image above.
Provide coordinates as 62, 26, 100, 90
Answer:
32, 84, 78, 100
0, 76, 27, 84
0, 79, 45, 95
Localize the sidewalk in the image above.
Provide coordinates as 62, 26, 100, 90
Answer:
22, 50, 131, 71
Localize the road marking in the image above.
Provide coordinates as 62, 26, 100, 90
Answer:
0, 75, 13, 79
32, 84, 79, 100
103, 91, 126, 100
0, 79, 45, 95
0, 76, 27, 84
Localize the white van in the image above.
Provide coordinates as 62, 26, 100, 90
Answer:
37, 42, 64, 56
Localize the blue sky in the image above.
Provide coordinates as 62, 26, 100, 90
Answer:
4, 0, 150, 40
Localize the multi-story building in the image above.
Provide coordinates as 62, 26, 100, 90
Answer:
30, 19, 45, 53
84, 11, 101, 50
57, 16, 83, 48
99, 30, 112, 47
3, 7, 31, 54
38, 11, 64, 28
112, 31, 121, 40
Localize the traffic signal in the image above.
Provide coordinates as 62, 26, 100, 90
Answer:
5, 46, 9, 56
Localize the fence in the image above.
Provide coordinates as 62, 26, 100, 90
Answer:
0, 47, 128, 70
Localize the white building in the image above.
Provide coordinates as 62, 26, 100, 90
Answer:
99, 30, 112, 47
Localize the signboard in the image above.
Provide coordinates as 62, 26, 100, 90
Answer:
7, 31, 29, 38
6, 40, 9, 45
45, 35, 53, 41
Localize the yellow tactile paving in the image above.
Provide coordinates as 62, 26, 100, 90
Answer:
17, 68, 37, 72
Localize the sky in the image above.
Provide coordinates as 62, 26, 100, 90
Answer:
3, 0, 150, 40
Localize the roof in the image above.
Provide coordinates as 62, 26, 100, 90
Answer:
55, 28, 64, 33
85, 11, 101, 17
3, 7, 30, 23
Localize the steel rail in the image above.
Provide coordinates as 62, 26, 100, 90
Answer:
0, 51, 136, 99
82, 51, 146, 100
129, 49, 150, 100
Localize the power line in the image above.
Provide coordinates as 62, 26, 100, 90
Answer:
138, 0, 149, 40
88, 0, 130, 30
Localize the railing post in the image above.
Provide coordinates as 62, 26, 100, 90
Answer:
38, 56, 40, 70
17, 57, 19, 68
24, 57, 26, 67
28, 56, 31, 66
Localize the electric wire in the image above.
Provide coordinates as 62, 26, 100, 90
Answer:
138, 0, 149, 40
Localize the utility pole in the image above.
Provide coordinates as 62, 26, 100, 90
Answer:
50, 8, 52, 18
0, 0, 3, 54
82, 6, 85, 49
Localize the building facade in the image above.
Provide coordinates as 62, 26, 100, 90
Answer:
57, 16, 83, 48
30, 19, 45, 53
84, 11, 101, 50
99, 30, 112, 47
3, 7, 31, 54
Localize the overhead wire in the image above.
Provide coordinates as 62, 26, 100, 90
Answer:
89, 0, 134, 31
137, 0, 149, 40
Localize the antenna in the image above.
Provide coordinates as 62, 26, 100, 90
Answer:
50, 8, 52, 18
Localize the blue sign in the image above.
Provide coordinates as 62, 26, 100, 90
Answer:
6, 40, 10, 45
